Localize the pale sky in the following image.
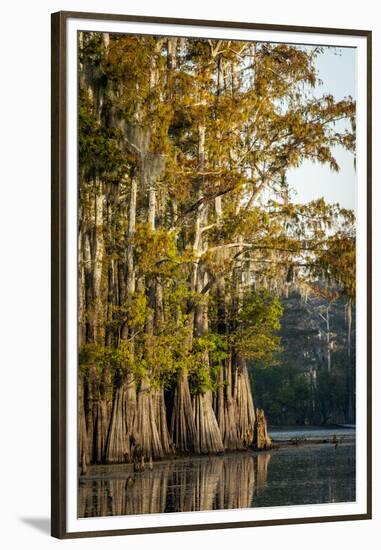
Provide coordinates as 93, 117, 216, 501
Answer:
287, 47, 357, 211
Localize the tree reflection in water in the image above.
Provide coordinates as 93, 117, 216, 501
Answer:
79, 453, 271, 518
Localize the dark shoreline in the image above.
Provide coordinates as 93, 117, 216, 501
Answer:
80, 437, 355, 479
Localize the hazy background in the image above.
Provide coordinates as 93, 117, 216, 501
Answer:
288, 46, 356, 211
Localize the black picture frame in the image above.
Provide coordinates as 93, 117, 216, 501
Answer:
51, 10, 372, 539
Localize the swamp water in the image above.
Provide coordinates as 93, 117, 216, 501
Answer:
79, 428, 355, 518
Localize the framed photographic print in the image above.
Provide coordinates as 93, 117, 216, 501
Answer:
51, 10, 372, 539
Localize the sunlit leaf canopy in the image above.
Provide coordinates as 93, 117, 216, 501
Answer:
77, 31, 356, 464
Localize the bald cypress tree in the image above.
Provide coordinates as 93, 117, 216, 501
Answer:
78, 33, 356, 466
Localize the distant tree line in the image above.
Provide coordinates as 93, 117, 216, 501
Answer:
251, 289, 355, 425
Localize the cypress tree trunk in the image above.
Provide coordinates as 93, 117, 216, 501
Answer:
193, 270, 223, 454
78, 223, 89, 472
78, 374, 88, 474
93, 398, 109, 463
105, 176, 138, 463
85, 179, 108, 463
170, 241, 199, 452
254, 408, 272, 450
155, 387, 173, 455
191, 123, 224, 454
193, 389, 224, 454
133, 377, 165, 459
214, 273, 241, 451
234, 358, 256, 447
170, 369, 199, 453
126, 177, 137, 297
133, 148, 171, 460
230, 240, 256, 449
153, 279, 173, 456
104, 373, 136, 463
215, 365, 225, 443
222, 356, 240, 450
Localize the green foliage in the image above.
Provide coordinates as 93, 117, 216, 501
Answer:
77, 31, 356, 414
231, 291, 283, 364
133, 224, 179, 277
79, 341, 134, 378
250, 364, 311, 424
315, 233, 356, 298
79, 91, 128, 182
189, 333, 229, 393
250, 291, 355, 425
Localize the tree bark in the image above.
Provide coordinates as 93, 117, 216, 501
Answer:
234, 358, 256, 447
104, 373, 136, 463
170, 369, 199, 453
254, 408, 272, 450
